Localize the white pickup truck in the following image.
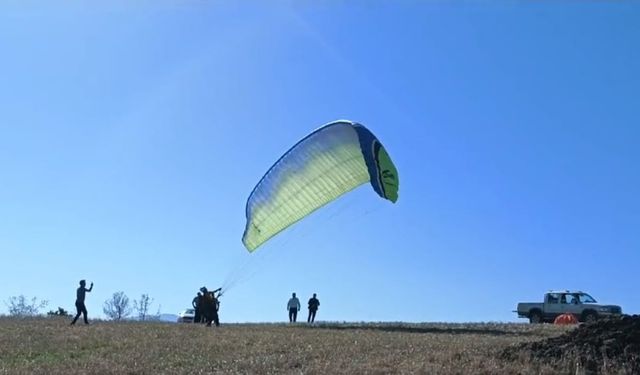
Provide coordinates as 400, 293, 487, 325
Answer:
516, 290, 622, 323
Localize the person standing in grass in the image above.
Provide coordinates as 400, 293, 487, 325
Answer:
210, 287, 221, 327
201, 287, 222, 327
307, 293, 320, 323
192, 292, 202, 323
70, 279, 93, 325
287, 292, 301, 323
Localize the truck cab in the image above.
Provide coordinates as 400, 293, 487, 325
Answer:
516, 290, 622, 324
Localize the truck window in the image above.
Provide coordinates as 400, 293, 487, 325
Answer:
579, 293, 596, 303
547, 293, 560, 304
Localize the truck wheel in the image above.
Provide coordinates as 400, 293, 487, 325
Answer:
582, 311, 598, 323
529, 310, 543, 324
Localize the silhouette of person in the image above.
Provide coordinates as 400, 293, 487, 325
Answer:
192, 292, 202, 323
201, 287, 222, 327
211, 288, 221, 327
307, 293, 320, 323
200, 287, 211, 325
287, 292, 300, 323
71, 280, 93, 325
573, 295, 581, 304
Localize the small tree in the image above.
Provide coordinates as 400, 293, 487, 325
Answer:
146, 304, 163, 321
133, 293, 154, 321
5, 295, 48, 317
103, 291, 131, 320
47, 307, 71, 317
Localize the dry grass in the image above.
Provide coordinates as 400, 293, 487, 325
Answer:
0, 317, 591, 374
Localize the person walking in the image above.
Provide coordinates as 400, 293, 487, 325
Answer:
307, 293, 320, 323
71, 280, 93, 325
287, 292, 300, 323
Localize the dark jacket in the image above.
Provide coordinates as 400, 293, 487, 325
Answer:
308, 297, 320, 311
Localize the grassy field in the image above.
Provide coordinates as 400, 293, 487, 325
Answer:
0, 317, 595, 374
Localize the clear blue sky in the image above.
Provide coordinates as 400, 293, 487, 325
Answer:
1, 1, 638, 323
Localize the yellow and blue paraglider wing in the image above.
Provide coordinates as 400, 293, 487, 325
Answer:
242, 120, 399, 251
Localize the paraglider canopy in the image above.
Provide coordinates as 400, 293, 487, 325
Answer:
242, 120, 399, 251
554, 313, 578, 325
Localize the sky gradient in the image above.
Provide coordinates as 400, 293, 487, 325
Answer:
1, 1, 638, 323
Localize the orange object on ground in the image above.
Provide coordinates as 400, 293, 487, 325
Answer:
554, 313, 578, 325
